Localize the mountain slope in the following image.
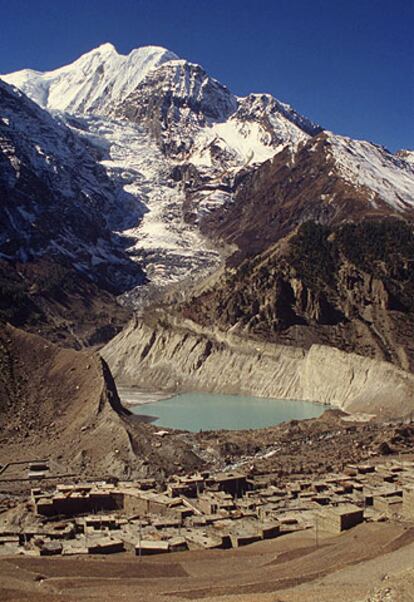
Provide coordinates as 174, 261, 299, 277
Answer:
0, 79, 145, 292
0, 256, 133, 348
0, 79, 147, 343
199, 131, 414, 261
0, 322, 133, 477
181, 219, 414, 372
0, 323, 204, 478
176, 132, 414, 371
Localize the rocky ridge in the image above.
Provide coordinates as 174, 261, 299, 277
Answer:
198, 132, 414, 261
0, 322, 134, 477
0, 323, 203, 479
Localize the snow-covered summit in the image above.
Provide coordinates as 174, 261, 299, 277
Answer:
1, 43, 322, 151
1, 44, 178, 115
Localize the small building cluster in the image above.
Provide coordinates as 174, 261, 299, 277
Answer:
1, 459, 414, 557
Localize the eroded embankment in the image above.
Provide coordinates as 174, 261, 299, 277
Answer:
101, 313, 414, 418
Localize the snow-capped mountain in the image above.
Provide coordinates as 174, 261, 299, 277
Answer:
1, 43, 323, 291
2, 43, 413, 297
0, 44, 315, 292
2, 44, 178, 115
3, 43, 320, 163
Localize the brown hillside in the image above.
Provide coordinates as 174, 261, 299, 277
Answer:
0, 322, 136, 478
0, 323, 205, 480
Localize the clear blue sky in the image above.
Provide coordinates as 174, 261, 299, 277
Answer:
0, 0, 412, 151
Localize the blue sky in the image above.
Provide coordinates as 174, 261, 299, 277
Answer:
0, 0, 412, 151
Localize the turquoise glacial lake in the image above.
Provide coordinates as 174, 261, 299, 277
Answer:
128, 391, 326, 432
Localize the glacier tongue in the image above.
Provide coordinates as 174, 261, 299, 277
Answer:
68, 114, 222, 296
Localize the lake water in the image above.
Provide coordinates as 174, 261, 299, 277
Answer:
128, 391, 326, 432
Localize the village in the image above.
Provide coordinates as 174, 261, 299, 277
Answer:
0, 456, 414, 558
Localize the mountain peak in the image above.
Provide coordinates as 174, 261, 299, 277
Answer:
1, 43, 179, 115
95, 42, 117, 53
129, 44, 177, 57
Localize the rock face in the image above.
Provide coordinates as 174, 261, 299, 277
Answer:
101, 312, 414, 419
113, 60, 238, 156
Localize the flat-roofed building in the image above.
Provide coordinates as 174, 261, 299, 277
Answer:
87, 537, 124, 554
206, 472, 248, 497
261, 522, 280, 539
135, 540, 170, 555
230, 530, 261, 548
167, 475, 205, 498
374, 495, 402, 517
318, 504, 364, 534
